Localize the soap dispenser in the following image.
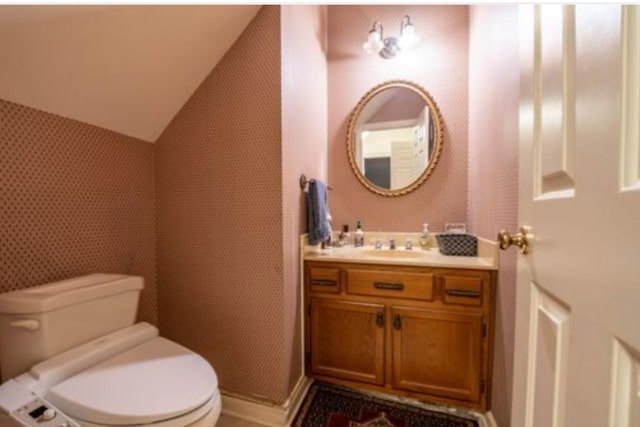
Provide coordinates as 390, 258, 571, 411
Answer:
419, 223, 430, 250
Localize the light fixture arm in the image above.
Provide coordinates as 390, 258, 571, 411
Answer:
371, 21, 383, 40
400, 15, 412, 33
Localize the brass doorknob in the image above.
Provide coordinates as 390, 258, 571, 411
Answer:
497, 226, 532, 254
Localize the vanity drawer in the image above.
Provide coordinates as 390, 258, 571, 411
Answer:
346, 269, 434, 301
441, 275, 484, 307
308, 266, 341, 293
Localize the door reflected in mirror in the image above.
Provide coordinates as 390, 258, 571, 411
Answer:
347, 80, 443, 197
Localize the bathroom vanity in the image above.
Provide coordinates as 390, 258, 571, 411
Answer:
302, 79, 498, 411
302, 239, 498, 411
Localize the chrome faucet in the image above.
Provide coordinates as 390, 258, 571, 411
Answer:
374, 239, 383, 250
389, 239, 396, 250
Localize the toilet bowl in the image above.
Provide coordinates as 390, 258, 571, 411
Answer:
0, 275, 220, 427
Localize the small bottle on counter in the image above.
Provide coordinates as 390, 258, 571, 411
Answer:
354, 220, 364, 247
339, 224, 351, 247
419, 223, 430, 250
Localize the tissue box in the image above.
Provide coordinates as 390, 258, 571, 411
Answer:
436, 233, 478, 256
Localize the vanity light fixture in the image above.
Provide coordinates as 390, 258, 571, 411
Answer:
362, 15, 419, 59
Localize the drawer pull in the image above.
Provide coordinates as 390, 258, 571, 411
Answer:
445, 289, 481, 298
311, 279, 338, 287
374, 281, 404, 291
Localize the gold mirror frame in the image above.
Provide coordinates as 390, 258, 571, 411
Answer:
346, 80, 444, 197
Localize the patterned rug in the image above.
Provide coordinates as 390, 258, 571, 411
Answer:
291, 381, 479, 427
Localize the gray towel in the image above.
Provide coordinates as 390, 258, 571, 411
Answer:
306, 180, 331, 245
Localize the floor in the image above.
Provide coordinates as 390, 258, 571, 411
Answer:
217, 414, 266, 427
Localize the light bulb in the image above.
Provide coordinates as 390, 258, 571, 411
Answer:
363, 29, 383, 54
368, 29, 381, 43
399, 23, 419, 50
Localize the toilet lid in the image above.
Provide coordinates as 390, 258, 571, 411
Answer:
46, 337, 218, 425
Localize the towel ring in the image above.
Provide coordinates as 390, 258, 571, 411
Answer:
300, 174, 334, 191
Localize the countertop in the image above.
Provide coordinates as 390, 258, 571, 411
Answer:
302, 237, 498, 271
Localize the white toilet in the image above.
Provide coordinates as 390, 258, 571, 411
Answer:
0, 274, 221, 427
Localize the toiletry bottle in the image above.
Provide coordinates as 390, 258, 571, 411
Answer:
419, 223, 430, 250
354, 220, 364, 247
342, 224, 351, 246
342, 225, 351, 246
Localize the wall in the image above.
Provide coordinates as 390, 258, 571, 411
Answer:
468, 6, 519, 426
281, 5, 328, 394
327, 5, 469, 232
0, 98, 157, 325
155, 6, 290, 403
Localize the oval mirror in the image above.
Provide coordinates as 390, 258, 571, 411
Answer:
347, 80, 443, 197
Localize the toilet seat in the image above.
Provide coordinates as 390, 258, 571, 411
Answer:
45, 336, 218, 426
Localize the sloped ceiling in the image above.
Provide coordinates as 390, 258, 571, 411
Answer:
0, 5, 261, 142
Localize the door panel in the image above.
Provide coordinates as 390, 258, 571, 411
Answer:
310, 298, 385, 385
537, 5, 576, 198
609, 339, 640, 426
621, 7, 640, 191
391, 307, 482, 402
527, 284, 571, 427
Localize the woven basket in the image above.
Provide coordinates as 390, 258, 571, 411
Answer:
436, 233, 478, 256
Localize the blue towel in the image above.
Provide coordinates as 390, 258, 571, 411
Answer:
307, 180, 331, 245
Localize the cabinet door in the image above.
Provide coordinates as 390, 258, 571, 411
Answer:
310, 298, 385, 385
391, 307, 483, 402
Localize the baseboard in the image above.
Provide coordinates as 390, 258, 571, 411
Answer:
220, 376, 312, 427
474, 411, 498, 427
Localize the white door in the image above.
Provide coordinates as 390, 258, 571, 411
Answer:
390, 140, 413, 188
511, 5, 640, 427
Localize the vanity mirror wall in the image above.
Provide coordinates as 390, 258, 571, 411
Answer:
347, 80, 443, 197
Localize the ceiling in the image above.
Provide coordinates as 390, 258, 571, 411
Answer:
0, 5, 261, 142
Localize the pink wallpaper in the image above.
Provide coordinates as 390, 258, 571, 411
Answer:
468, 6, 519, 426
281, 5, 328, 394
327, 5, 469, 233
155, 6, 293, 403
0, 98, 157, 326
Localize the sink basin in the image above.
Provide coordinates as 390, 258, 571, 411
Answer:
361, 249, 427, 259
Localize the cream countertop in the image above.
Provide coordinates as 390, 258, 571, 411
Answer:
301, 233, 499, 271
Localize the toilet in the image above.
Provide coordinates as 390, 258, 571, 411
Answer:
0, 274, 221, 427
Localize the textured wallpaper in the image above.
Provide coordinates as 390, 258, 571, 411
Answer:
468, 6, 519, 426
0, 98, 157, 325
155, 6, 289, 403
281, 5, 328, 394
327, 5, 469, 233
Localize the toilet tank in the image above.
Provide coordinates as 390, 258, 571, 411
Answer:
0, 274, 143, 381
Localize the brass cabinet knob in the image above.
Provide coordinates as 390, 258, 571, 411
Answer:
497, 226, 532, 254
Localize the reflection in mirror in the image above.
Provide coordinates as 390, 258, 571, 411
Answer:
347, 81, 443, 197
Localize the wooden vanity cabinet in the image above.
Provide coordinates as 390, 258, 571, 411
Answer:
304, 261, 496, 411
